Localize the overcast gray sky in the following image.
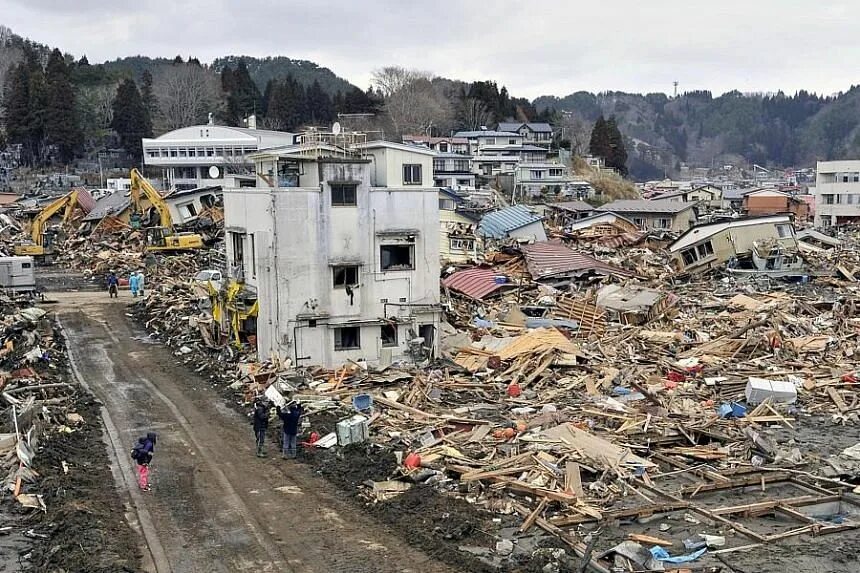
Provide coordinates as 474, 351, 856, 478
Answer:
0, 0, 853, 99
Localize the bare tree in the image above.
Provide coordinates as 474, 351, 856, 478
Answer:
77, 82, 118, 146
371, 66, 452, 137
457, 97, 491, 131
152, 64, 222, 132
557, 114, 591, 156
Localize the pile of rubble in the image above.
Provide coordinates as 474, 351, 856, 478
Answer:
0, 296, 141, 571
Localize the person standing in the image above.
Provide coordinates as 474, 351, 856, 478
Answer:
252, 401, 270, 457
132, 432, 157, 490
277, 402, 303, 459
137, 271, 146, 297
107, 271, 119, 298
129, 271, 139, 298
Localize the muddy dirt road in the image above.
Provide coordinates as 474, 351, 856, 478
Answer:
56, 291, 453, 573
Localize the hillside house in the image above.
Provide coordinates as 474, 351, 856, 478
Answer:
743, 189, 810, 221
497, 122, 554, 147
432, 153, 475, 189
402, 135, 469, 155
478, 205, 547, 244
596, 200, 697, 232
439, 189, 480, 263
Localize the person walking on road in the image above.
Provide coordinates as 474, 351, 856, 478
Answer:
252, 401, 270, 457
132, 432, 157, 490
129, 271, 140, 297
107, 271, 119, 298
277, 402, 303, 459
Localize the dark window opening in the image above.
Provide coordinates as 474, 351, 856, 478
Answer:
334, 327, 360, 350
380, 245, 414, 271
21, 262, 32, 269
381, 324, 397, 347
331, 184, 357, 206
230, 232, 245, 268
403, 164, 422, 185
333, 265, 359, 288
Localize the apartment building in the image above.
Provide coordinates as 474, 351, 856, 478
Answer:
223, 135, 441, 368
815, 160, 860, 226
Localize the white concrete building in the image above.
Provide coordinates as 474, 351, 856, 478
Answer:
815, 160, 860, 227
142, 116, 295, 190
432, 153, 475, 188
514, 162, 574, 197
223, 137, 441, 368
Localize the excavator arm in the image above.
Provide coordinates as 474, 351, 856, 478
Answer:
28, 189, 81, 245
130, 168, 174, 231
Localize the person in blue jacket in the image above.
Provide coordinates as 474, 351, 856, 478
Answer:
107, 271, 119, 298
129, 271, 140, 297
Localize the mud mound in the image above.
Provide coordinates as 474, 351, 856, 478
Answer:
22, 394, 142, 573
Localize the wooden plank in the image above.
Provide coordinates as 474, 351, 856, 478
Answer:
628, 533, 673, 547
519, 498, 548, 533
827, 387, 848, 413
565, 461, 584, 498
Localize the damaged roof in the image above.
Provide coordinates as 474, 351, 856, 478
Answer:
442, 268, 510, 299
478, 205, 543, 239
82, 190, 131, 222
546, 200, 594, 213
521, 241, 635, 280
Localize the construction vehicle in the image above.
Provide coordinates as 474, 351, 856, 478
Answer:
14, 188, 90, 263
129, 168, 204, 252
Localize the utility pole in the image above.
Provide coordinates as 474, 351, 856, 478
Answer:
673, 81, 679, 98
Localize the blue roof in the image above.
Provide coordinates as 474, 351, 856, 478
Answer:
478, 205, 544, 239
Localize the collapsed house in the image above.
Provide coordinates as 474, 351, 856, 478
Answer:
668, 214, 802, 276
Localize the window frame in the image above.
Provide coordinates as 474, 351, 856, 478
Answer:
449, 237, 475, 251
332, 265, 359, 288
334, 327, 361, 351
330, 183, 358, 206
403, 164, 423, 186
380, 244, 415, 271
380, 324, 398, 347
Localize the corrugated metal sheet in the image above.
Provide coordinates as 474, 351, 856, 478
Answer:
442, 268, 507, 300
597, 199, 693, 214
75, 188, 96, 214
478, 205, 543, 239
521, 242, 634, 280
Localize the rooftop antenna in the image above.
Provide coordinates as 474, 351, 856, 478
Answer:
673, 81, 679, 98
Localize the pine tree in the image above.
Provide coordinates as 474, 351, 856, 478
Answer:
220, 61, 262, 126
266, 75, 305, 130
304, 79, 333, 125
111, 79, 151, 161
44, 49, 82, 163
605, 116, 628, 177
4, 49, 48, 165
140, 69, 156, 127
589, 115, 611, 161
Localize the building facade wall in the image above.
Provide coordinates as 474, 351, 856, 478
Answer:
224, 159, 440, 368
815, 160, 860, 226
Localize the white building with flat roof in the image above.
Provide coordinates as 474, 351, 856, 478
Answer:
223, 136, 441, 368
142, 116, 295, 190
815, 160, 860, 227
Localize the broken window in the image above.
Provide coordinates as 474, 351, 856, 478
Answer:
331, 184, 357, 206
403, 164, 423, 185
381, 324, 397, 347
332, 265, 359, 288
655, 218, 670, 229
633, 218, 645, 229
249, 234, 256, 277
681, 248, 697, 266
449, 238, 474, 251
696, 241, 714, 258
230, 232, 245, 268
380, 245, 414, 271
178, 203, 197, 219
334, 327, 360, 350
776, 224, 793, 238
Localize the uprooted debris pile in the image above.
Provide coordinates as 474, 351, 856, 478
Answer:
0, 297, 142, 572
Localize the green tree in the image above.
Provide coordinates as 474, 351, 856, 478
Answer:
140, 69, 156, 123
265, 75, 306, 130
304, 79, 334, 124
588, 115, 611, 161
44, 48, 82, 163
4, 50, 47, 164
606, 116, 628, 176
111, 78, 151, 161
221, 60, 262, 126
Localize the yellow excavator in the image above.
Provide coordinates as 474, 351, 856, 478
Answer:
14, 188, 89, 263
129, 168, 204, 252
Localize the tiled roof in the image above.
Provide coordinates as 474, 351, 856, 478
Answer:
83, 190, 131, 222
478, 205, 543, 239
442, 268, 509, 299
547, 200, 594, 212
521, 241, 634, 280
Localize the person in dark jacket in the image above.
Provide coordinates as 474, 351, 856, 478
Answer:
107, 272, 119, 298
252, 401, 270, 457
132, 432, 157, 490
277, 402, 303, 459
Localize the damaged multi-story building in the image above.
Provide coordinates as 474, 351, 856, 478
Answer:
223, 132, 442, 368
